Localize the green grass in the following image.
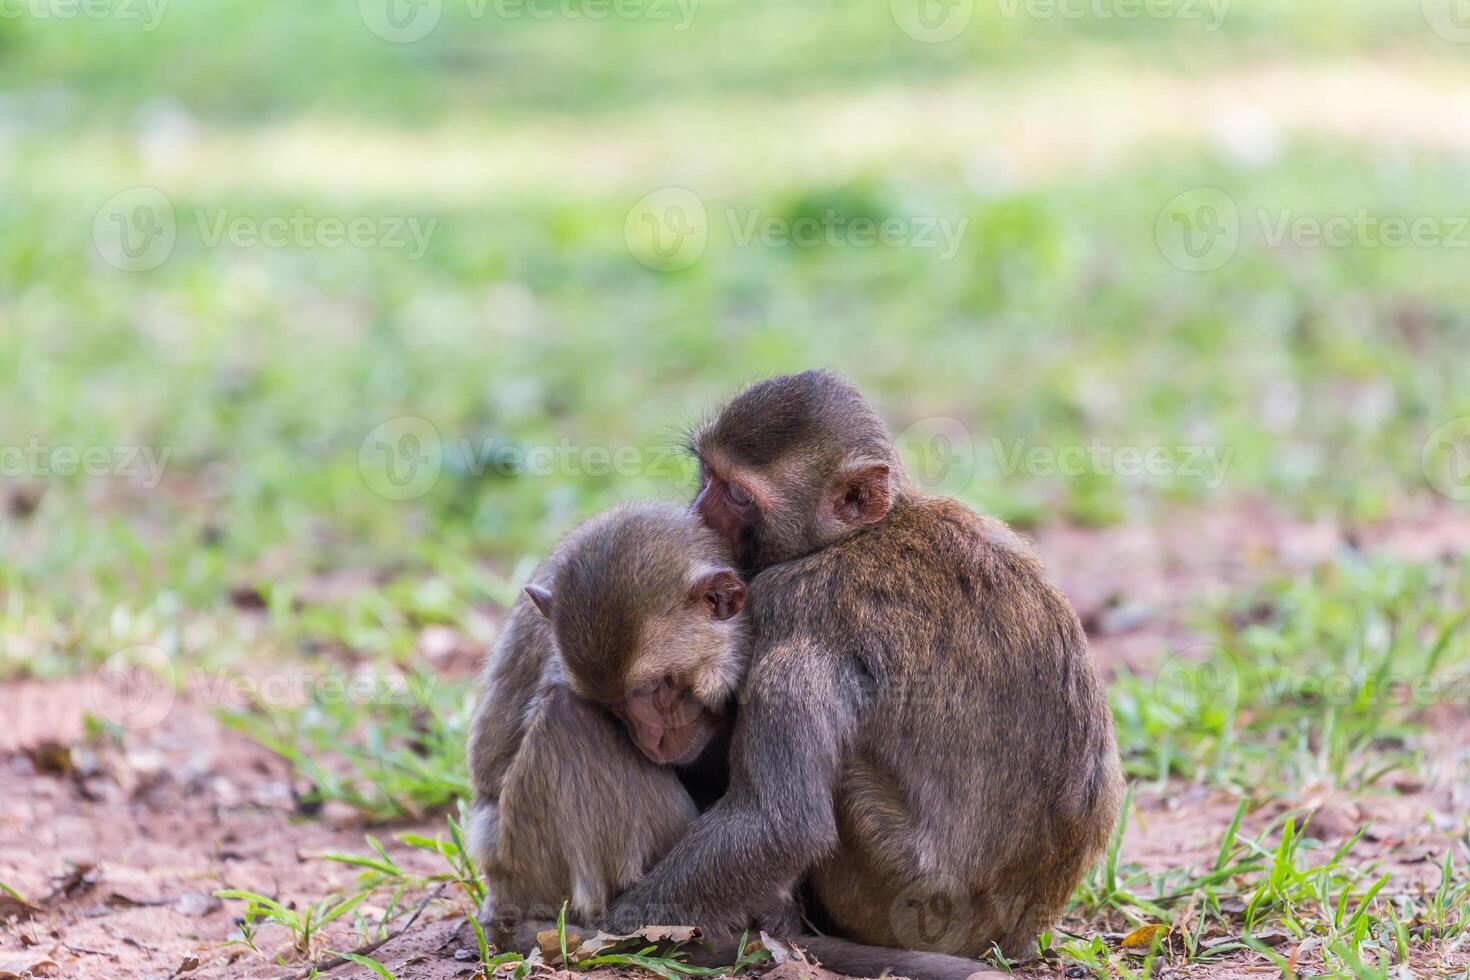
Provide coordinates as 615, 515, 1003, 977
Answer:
7, 145, 1470, 681
216, 813, 767, 978
1114, 555, 1470, 793
1057, 797, 1470, 977
220, 668, 471, 821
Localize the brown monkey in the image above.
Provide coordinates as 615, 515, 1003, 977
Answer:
466, 499, 997, 980
465, 501, 754, 942
607, 370, 1125, 966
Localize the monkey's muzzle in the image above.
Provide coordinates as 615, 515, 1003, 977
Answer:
617, 681, 720, 765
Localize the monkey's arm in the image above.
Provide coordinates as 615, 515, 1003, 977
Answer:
607, 640, 859, 936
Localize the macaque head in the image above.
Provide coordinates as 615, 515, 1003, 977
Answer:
690, 369, 905, 573
525, 502, 748, 766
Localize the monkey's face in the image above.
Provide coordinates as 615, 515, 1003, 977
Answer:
598, 569, 747, 765
607, 674, 720, 766
689, 369, 903, 571
691, 455, 768, 572
693, 446, 895, 573
533, 562, 748, 766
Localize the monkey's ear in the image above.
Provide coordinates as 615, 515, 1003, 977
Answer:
524, 585, 554, 619
833, 462, 892, 526
691, 569, 746, 621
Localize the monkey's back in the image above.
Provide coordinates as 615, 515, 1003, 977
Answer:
749, 495, 1124, 957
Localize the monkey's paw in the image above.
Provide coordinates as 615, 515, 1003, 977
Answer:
604, 893, 740, 944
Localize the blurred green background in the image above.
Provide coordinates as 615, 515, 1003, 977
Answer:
2, 0, 1469, 676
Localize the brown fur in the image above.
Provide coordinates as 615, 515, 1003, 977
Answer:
466, 498, 999, 979
611, 371, 1125, 963
465, 502, 749, 938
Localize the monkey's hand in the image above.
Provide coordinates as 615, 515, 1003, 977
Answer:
607, 641, 858, 940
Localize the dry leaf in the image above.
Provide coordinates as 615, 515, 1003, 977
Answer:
1120, 923, 1168, 950
535, 928, 586, 963
42, 864, 99, 906
538, 925, 705, 965
0, 893, 40, 921
0, 953, 60, 978
756, 931, 799, 966
22, 743, 73, 776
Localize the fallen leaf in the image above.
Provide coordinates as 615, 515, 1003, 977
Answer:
756, 931, 798, 966
42, 864, 99, 907
0, 892, 40, 921
169, 955, 201, 978
103, 893, 144, 909
23, 743, 73, 777
0, 954, 60, 978
1120, 924, 1168, 950
535, 928, 584, 963
544, 925, 705, 965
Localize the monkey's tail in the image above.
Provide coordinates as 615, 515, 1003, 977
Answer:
789, 934, 1003, 980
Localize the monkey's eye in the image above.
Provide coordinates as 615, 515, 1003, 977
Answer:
726, 481, 753, 507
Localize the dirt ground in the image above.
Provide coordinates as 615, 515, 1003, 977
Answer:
3, 498, 1468, 980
